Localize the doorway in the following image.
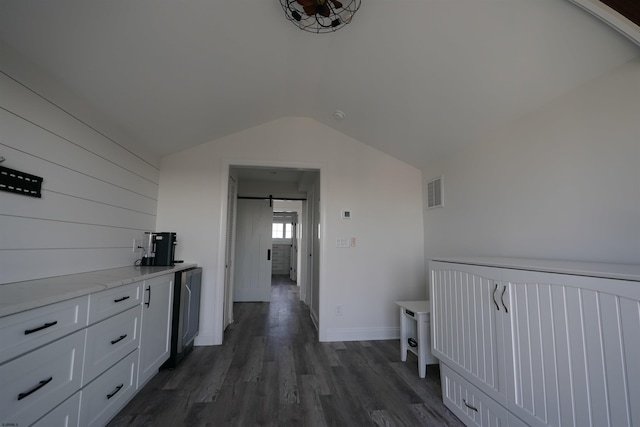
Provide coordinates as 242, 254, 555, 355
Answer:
223, 165, 321, 331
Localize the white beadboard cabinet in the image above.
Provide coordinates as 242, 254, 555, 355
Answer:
430, 258, 640, 427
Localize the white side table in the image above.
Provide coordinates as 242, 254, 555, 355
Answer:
396, 300, 438, 378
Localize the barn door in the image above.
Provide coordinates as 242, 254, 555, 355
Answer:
233, 199, 273, 302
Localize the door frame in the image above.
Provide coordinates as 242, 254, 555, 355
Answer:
216, 159, 326, 342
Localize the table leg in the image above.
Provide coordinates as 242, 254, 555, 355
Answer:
400, 307, 407, 362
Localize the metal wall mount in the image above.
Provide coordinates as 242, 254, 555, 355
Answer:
0, 165, 43, 198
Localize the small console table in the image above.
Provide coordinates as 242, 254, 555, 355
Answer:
395, 300, 438, 378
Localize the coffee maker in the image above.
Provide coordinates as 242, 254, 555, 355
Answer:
141, 232, 177, 266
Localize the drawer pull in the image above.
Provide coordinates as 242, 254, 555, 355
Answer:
110, 334, 128, 345
501, 286, 509, 313
463, 399, 479, 412
145, 285, 151, 307
18, 377, 53, 400
408, 338, 418, 348
24, 321, 58, 335
114, 296, 130, 303
106, 384, 124, 400
492, 283, 500, 311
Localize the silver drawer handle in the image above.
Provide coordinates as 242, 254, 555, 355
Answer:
463, 399, 479, 412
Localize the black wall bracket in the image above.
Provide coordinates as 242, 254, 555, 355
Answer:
0, 165, 43, 198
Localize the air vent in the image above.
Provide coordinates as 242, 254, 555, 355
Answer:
426, 176, 443, 209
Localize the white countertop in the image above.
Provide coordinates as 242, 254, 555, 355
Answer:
0, 264, 197, 318
430, 257, 640, 282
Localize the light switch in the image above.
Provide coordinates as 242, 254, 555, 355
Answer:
336, 238, 350, 248
351, 237, 356, 247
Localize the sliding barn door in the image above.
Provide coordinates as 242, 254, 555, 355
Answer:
233, 199, 273, 302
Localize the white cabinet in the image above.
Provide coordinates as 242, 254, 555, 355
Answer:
31, 392, 80, 427
87, 281, 141, 324
0, 295, 88, 364
0, 329, 85, 427
501, 268, 640, 427
79, 350, 138, 427
430, 259, 640, 427
138, 273, 173, 388
83, 304, 141, 385
430, 263, 508, 406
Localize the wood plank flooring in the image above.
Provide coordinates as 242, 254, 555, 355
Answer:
108, 276, 464, 426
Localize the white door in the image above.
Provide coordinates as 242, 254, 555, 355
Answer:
223, 176, 237, 329
233, 199, 273, 302
138, 274, 173, 388
429, 262, 508, 406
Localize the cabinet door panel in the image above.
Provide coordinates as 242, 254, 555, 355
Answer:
0, 330, 85, 427
504, 270, 640, 427
83, 305, 141, 385
430, 262, 506, 404
0, 296, 88, 364
138, 274, 173, 388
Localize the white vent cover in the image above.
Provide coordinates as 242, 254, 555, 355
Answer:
426, 176, 443, 209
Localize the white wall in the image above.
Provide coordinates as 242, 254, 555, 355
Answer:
423, 58, 640, 269
0, 44, 159, 284
156, 117, 425, 344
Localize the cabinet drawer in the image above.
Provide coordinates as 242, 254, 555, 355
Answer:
0, 296, 88, 364
0, 330, 85, 427
32, 391, 80, 427
79, 350, 138, 427
83, 305, 142, 385
441, 363, 510, 427
88, 281, 141, 324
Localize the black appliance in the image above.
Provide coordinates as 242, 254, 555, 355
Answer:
141, 232, 177, 266
162, 267, 202, 369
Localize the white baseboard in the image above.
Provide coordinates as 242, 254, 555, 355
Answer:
310, 308, 319, 331
325, 326, 400, 342
194, 335, 218, 346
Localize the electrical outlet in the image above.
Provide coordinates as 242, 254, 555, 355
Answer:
132, 238, 142, 253
335, 304, 344, 316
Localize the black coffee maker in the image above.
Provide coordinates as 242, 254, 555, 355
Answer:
141, 232, 177, 266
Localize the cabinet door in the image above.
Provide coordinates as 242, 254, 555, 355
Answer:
430, 261, 508, 405
502, 269, 640, 427
138, 274, 173, 388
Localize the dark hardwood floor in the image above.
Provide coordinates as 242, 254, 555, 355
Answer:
108, 276, 463, 426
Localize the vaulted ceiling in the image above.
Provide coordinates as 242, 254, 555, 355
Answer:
0, 0, 638, 169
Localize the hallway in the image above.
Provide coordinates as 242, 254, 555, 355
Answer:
109, 277, 462, 426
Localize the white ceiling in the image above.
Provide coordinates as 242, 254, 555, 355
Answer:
0, 0, 638, 169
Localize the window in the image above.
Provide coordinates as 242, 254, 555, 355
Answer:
273, 222, 293, 239
272, 223, 284, 239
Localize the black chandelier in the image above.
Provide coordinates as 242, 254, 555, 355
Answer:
279, 0, 361, 34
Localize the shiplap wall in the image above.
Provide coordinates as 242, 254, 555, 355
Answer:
0, 70, 159, 284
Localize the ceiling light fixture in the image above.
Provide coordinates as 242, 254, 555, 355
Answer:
280, 0, 361, 34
